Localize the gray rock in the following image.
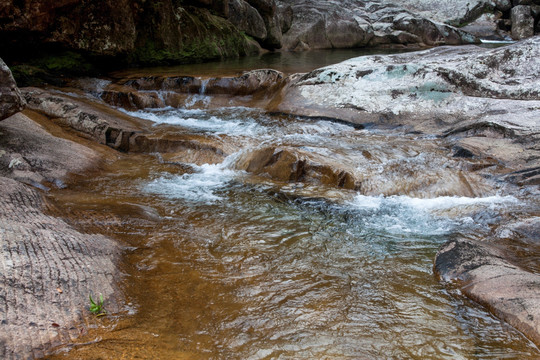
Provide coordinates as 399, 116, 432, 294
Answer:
0, 58, 25, 121
512, 5, 535, 39
277, 0, 477, 50
495, 0, 513, 11
0, 114, 122, 358
461, 12, 507, 40
385, 0, 497, 26
531, 4, 540, 16
277, 37, 540, 180
277, 3, 293, 33
513, 0, 533, 5
246, 0, 283, 48
229, 0, 268, 40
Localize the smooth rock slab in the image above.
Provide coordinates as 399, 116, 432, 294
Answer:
435, 238, 540, 346
0, 176, 121, 359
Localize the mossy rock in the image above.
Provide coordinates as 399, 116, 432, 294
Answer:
10, 51, 98, 86
130, 6, 258, 66
35, 51, 95, 73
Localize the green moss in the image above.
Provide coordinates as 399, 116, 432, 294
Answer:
130, 7, 252, 66
9, 51, 98, 86
35, 51, 94, 74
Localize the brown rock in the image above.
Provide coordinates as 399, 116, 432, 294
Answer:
0, 113, 121, 359
233, 146, 358, 188
435, 238, 540, 347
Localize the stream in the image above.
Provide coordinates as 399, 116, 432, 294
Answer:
45, 50, 540, 359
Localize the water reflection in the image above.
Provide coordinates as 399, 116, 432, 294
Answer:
110, 48, 416, 79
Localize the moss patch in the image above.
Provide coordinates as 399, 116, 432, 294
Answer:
130, 6, 254, 66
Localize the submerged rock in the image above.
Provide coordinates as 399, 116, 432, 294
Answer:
232, 144, 495, 197
275, 35, 540, 346
0, 58, 25, 121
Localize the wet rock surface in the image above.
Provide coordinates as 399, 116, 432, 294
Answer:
435, 238, 540, 346
0, 111, 123, 359
277, 36, 540, 184
275, 37, 540, 345
232, 144, 496, 197
1, 35, 540, 356
101, 69, 287, 110
0, 177, 121, 360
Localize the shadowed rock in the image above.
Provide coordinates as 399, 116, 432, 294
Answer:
0, 58, 25, 121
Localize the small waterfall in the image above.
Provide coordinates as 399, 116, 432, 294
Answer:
199, 78, 209, 95
184, 78, 211, 108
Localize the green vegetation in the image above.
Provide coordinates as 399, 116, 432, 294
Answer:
35, 51, 94, 73
130, 7, 252, 66
89, 294, 106, 316
10, 51, 96, 86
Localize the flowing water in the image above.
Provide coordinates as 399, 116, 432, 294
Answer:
45, 53, 540, 359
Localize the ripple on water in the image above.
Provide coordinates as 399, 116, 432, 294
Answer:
47, 108, 540, 359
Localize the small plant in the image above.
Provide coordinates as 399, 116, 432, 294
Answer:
89, 294, 106, 317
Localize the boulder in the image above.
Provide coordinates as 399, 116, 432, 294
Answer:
460, 13, 507, 40
229, 0, 268, 40
496, 0, 514, 11
244, 0, 283, 49
277, 3, 293, 33
0, 58, 25, 120
384, 0, 496, 26
512, 5, 535, 39
233, 146, 359, 188
277, 0, 477, 50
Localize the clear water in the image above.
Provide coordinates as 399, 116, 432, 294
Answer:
46, 104, 539, 359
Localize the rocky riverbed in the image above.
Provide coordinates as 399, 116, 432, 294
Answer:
1, 31, 540, 359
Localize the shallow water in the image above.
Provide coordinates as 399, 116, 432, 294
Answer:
45, 103, 540, 359
109, 48, 416, 79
